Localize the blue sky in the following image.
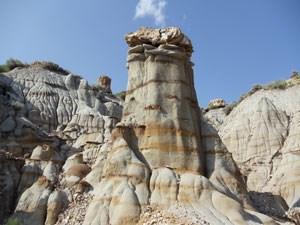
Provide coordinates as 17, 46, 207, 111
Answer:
0, 0, 299, 106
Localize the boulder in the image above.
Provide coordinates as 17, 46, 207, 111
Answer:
65, 163, 91, 186
207, 98, 226, 110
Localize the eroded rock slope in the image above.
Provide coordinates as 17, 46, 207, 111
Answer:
206, 82, 300, 223
0, 65, 122, 225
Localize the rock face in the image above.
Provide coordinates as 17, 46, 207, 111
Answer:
1, 27, 299, 225
205, 83, 300, 222
0, 65, 122, 224
219, 87, 300, 201
14, 176, 52, 225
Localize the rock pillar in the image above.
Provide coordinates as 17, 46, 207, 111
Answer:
123, 27, 204, 173
98, 75, 112, 94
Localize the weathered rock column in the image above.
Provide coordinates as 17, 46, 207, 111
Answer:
123, 27, 204, 173
98, 75, 112, 94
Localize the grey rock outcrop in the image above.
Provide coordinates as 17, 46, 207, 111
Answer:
0, 66, 122, 224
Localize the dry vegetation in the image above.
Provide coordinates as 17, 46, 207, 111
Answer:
0, 58, 70, 75
224, 71, 300, 115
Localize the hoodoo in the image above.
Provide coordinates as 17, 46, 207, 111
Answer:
123, 27, 204, 173
83, 27, 276, 225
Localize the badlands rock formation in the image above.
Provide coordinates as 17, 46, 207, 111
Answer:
124, 26, 204, 172
82, 27, 275, 225
207, 83, 300, 222
0, 65, 122, 224
0, 27, 299, 225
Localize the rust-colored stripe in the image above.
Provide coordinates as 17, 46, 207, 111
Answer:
126, 79, 191, 95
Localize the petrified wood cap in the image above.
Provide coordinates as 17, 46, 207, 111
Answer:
125, 27, 193, 54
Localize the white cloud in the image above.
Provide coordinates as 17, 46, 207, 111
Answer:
134, 0, 167, 27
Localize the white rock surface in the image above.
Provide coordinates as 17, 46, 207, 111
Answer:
14, 176, 52, 225
0, 65, 122, 224
217, 86, 300, 211
45, 190, 70, 225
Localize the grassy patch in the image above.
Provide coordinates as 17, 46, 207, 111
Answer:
223, 78, 292, 115
32, 61, 70, 75
5, 217, 22, 225
0, 58, 28, 73
0, 64, 10, 73
265, 80, 288, 90
0, 59, 71, 75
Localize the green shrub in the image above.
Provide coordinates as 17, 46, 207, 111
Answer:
235, 84, 263, 105
114, 91, 126, 100
5, 217, 22, 225
249, 84, 263, 95
5, 58, 27, 70
0, 58, 28, 73
0, 64, 9, 73
266, 80, 288, 90
238, 94, 247, 103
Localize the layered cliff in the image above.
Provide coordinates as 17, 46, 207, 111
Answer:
206, 82, 300, 222
1, 27, 299, 225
